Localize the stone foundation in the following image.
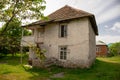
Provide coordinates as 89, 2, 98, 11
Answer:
56, 60, 91, 68
32, 58, 45, 68
31, 57, 94, 68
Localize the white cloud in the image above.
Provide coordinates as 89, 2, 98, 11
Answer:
96, 35, 120, 44
44, 0, 105, 15
104, 25, 109, 28
44, 0, 72, 15
97, 4, 120, 24
94, 0, 115, 15
45, 0, 120, 25
104, 25, 110, 32
110, 22, 120, 32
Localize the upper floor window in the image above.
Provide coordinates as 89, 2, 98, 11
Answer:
59, 24, 67, 37
38, 28, 45, 37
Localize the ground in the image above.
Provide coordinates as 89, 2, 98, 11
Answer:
0, 54, 120, 80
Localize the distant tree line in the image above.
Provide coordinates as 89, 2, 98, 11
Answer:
109, 42, 120, 56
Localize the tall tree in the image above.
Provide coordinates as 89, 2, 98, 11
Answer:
0, 0, 46, 34
0, 18, 31, 56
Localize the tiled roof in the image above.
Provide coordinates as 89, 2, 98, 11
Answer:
96, 41, 107, 45
23, 5, 98, 35
48, 5, 92, 21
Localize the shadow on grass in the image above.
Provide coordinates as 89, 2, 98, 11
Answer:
0, 54, 28, 66
25, 59, 120, 80
23, 66, 50, 80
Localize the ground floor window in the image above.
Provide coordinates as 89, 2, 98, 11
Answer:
96, 46, 101, 52
59, 46, 67, 60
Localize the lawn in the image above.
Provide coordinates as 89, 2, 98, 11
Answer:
0, 54, 120, 80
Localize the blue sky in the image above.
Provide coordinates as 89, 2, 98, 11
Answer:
43, 0, 120, 44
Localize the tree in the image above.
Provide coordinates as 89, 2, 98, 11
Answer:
109, 42, 120, 56
0, 18, 31, 56
0, 0, 46, 34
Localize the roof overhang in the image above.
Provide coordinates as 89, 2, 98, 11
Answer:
22, 15, 98, 35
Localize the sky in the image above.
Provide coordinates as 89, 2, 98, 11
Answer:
43, 0, 120, 44
0, 0, 120, 44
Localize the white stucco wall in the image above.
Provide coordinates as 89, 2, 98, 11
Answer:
26, 17, 96, 68
42, 17, 95, 68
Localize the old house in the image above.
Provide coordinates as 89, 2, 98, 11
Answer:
96, 41, 108, 56
21, 5, 98, 68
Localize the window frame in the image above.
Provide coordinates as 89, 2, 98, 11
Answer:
59, 23, 67, 38
59, 46, 67, 60
96, 46, 101, 52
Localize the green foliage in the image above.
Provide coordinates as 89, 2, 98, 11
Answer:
109, 42, 120, 56
31, 46, 46, 61
1, 18, 21, 36
0, 0, 46, 21
0, 0, 46, 33
23, 28, 32, 36
0, 18, 31, 56
0, 0, 46, 56
0, 19, 21, 55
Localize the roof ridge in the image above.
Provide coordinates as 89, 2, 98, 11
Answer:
47, 5, 69, 17
64, 5, 93, 15
47, 5, 93, 20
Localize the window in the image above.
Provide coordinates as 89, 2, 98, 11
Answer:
59, 46, 67, 60
96, 47, 101, 52
38, 28, 44, 37
59, 24, 67, 37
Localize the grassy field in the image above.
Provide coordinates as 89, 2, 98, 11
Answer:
0, 54, 120, 80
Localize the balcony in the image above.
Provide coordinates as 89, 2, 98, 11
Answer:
21, 36, 44, 46
21, 36, 35, 46
35, 37, 44, 43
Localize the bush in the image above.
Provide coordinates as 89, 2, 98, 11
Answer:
0, 47, 9, 56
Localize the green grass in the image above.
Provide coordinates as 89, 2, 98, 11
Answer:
0, 54, 120, 80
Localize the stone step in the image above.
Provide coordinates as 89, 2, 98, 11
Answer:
32, 57, 58, 68
44, 63, 54, 68
43, 58, 58, 68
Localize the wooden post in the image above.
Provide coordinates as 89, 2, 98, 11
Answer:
20, 28, 24, 64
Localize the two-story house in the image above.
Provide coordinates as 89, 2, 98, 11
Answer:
21, 5, 98, 68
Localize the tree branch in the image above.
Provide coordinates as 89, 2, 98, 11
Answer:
0, 0, 19, 35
